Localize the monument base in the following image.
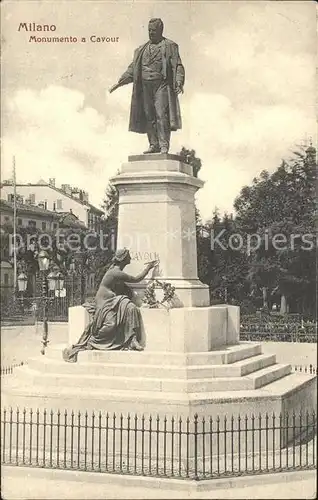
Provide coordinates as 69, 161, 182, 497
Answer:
3, 304, 316, 424
140, 305, 239, 351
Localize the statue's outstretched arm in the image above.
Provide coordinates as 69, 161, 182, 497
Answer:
109, 62, 134, 93
114, 262, 157, 284
118, 61, 134, 84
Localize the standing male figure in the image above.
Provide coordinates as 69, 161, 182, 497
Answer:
109, 18, 185, 154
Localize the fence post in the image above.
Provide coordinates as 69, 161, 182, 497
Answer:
194, 413, 199, 480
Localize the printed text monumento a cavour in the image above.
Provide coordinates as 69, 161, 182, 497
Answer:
18, 23, 119, 43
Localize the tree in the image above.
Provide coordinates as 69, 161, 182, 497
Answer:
102, 181, 119, 235
203, 211, 249, 304
179, 147, 202, 177
93, 181, 120, 286
234, 145, 316, 316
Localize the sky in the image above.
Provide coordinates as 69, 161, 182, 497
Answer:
1, 0, 316, 220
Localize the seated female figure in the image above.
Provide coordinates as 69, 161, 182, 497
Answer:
62, 248, 157, 362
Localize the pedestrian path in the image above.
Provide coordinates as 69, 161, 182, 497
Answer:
1, 466, 316, 499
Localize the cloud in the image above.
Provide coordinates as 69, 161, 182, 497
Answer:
189, 3, 315, 109
2, 78, 315, 221
1, 85, 143, 210
173, 90, 315, 218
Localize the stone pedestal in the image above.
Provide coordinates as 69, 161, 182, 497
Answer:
68, 305, 90, 345
110, 154, 210, 307
66, 302, 240, 353
141, 305, 239, 352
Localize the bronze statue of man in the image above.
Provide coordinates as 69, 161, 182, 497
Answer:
109, 18, 185, 154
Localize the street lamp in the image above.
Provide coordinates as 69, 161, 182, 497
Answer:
17, 271, 28, 292
49, 269, 64, 297
47, 270, 56, 292
55, 270, 64, 292
37, 251, 58, 355
38, 250, 50, 272
38, 251, 50, 355
17, 271, 28, 311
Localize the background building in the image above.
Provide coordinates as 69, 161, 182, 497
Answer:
0, 199, 88, 231
0, 261, 14, 301
0, 199, 60, 232
1, 178, 104, 231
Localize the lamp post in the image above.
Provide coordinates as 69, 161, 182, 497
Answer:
222, 275, 228, 304
38, 251, 50, 355
47, 267, 65, 320
55, 270, 65, 297
73, 251, 87, 303
68, 259, 76, 306
48, 268, 64, 297
17, 271, 28, 312
37, 250, 56, 355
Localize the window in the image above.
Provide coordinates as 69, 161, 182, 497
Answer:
28, 220, 36, 227
42, 222, 47, 230
4, 274, 9, 285
4, 216, 10, 221
17, 218, 22, 226
88, 213, 94, 229
53, 223, 58, 229
29, 193, 36, 204
56, 199, 63, 210
7, 194, 14, 202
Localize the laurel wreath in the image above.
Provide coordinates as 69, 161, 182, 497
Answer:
142, 279, 176, 309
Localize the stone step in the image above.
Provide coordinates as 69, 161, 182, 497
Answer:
2, 372, 315, 410
164, 364, 291, 392
45, 342, 262, 366
249, 363, 292, 389
10, 362, 291, 393
207, 354, 276, 377
27, 353, 276, 380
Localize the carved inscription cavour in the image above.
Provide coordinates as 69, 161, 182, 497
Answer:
130, 251, 160, 261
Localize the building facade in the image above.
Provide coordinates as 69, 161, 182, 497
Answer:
0, 261, 14, 299
0, 199, 60, 232
1, 178, 104, 231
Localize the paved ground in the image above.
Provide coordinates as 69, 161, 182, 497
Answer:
259, 342, 317, 366
1, 323, 316, 367
1, 467, 316, 499
1, 323, 68, 366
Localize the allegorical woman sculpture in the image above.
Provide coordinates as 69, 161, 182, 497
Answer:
62, 248, 158, 362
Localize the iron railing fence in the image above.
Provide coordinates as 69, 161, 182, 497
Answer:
1, 296, 70, 323
1, 408, 316, 480
240, 321, 317, 343
1, 362, 27, 376
1, 274, 89, 324
291, 364, 317, 375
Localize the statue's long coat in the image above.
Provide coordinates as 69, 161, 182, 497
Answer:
118, 38, 185, 133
